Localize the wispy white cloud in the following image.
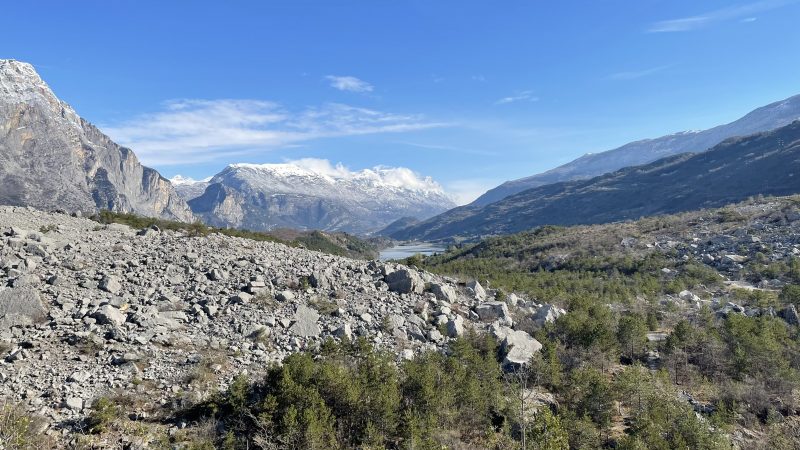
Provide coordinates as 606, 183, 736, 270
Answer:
607, 65, 672, 81
648, 0, 796, 32
495, 90, 539, 105
101, 99, 443, 165
325, 75, 373, 92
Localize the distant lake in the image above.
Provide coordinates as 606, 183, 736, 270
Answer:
379, 243, 446, 261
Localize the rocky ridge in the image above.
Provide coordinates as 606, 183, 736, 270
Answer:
0, 206, 553, 434
0, 59, 193, 221
186, 162, 457, 235
473, 93, 800, 206
391, 120, 800, 241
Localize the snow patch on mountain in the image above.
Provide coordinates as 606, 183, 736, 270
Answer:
170, 175, 212, 201
188, 159, 457, 234
230, 158, 448, 195
170, 175, 213, 185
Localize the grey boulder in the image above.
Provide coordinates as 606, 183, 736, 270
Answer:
493, 325, 542, 368
780, 304, 800, 326
92, 305, 127, 327
99, 275, 122, 294
289, 305, 321, 337
467, 280, 486, 301
385, 268, 424, 294
475, 301, 513, 326
0, 288, 47, 331
431, 283, 458, 303
532, 304, 566, 326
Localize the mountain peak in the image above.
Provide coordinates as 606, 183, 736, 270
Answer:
224, 160, 449, 195
0, 58, 194, 221
0, 59, 49, 97
170, 175, 212, 185
0, 58, 83, 132
187, 160, 456, 234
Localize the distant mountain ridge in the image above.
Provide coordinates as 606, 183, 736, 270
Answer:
183, 162, 457, 234
0, 59, 193, 221
473, 94, 800, 206
390, 120, 800, 241
170, 175, 211, 201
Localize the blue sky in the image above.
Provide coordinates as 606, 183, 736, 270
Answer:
4, 1, 800, 203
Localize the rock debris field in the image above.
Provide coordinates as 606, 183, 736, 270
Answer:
0, 206, 550, 431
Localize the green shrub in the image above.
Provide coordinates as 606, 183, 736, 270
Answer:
178, 335, 518, 449
0, 404, 52, 449
87, 396, 121, 433
780, 284, 800, 306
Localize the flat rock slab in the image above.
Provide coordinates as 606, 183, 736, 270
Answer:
0, 287, 46, 331
290, 305, 321, 337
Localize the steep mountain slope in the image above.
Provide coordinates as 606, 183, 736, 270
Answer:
474, 94, 800, 206
188, 163, 456, 234
0, 60, 193, 221
378, 216, 421, 237
170, 175, 211, 201
391, 121, 800, 241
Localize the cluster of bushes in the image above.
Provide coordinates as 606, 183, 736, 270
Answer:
162, 330, 739, 450
178, 335, 523, 449
405, 224, 800, 447
91, 210, 377, 259
416, 240, 719, 308
747, 255, 800, 284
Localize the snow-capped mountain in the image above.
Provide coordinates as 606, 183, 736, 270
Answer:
185, 160, 457, 234
170, 175, 212, 201
472, 93, 800, 206
0, 59, 193, 221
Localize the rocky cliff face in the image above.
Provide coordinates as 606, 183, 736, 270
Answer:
0, 60, 193, 221
186, 163, 456, 234
473, 94, 800, 206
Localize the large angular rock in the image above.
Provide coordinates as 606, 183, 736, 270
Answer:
447, 315, 465, 338
310, 270, 331, 289
385, 269, 424, 294
99, 275, 122, 294
386, 314, 406, 330
475, 301, 513, 326
678, 290, 701, 303
493, 325, 542, 368
0, 288, 46, 331
276, 290, 296, 302
92, 305, 126, 327
334, 324, 353, 340
532, 303, 566, 326
431, 283, 458, 303
289, 305, 321, 337
467, 280, 486, 301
